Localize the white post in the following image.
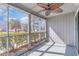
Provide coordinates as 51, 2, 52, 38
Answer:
39, 18, 41, 41
6, 4, 9, 56
28, 14, 31, 49
46, 19, 49, 42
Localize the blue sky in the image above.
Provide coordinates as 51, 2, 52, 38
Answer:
0, 7, 46, 31
0, 7, 45, 26
9, 7, 28, 20
0, 7, 29, 31
0, 7, 29, 24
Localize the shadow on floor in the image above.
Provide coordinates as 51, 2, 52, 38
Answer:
17, 42, 47, 56
17, 42, 65, 56
16, 41, 78, 56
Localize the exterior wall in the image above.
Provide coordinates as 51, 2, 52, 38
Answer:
48, 12, 75, 46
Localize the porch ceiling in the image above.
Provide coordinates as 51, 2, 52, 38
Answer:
9, 3, 79, 19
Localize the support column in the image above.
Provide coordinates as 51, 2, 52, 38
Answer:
39, 19, 41, 41
6, 4, 9, 56
46, 19, 49, 42
28, 14, 31, 49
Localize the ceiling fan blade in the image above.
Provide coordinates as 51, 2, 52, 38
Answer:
37, 3, 49, 9
51, 8, 63, 13
37, 9, 45, 13
50, 3, 64, 10
45, 10, 51, 16
50, 3, 64, 7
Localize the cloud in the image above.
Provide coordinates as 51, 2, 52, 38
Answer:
20, 17, 29, 24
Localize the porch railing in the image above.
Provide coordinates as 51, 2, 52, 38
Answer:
0, 32, 46, 56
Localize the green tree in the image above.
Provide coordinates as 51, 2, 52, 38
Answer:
9, 18, 21, 51
9, 19, 21, 32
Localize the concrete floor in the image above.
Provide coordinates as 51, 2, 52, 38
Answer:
16, 40, 78, 56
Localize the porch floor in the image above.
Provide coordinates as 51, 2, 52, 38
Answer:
16, 41, 78, 56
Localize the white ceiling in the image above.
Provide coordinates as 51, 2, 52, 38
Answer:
21, 3, 79, 18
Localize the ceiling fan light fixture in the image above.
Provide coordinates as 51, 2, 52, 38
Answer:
45, 10, 51, 16
37, 3, 64, 16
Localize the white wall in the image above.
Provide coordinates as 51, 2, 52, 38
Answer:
74, 8, 79, 50
48, 12, 75, 46
75, 13, 78, 50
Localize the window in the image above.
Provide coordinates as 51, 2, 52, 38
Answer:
31, 15, 40, 46
39, 18, 46, 40
0, 4, 47, 56
0, 4, 8, 56
8, 6, 29, 55
31, 15, 46, 47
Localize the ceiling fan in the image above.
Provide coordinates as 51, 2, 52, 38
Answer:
37, 3, 64, 16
